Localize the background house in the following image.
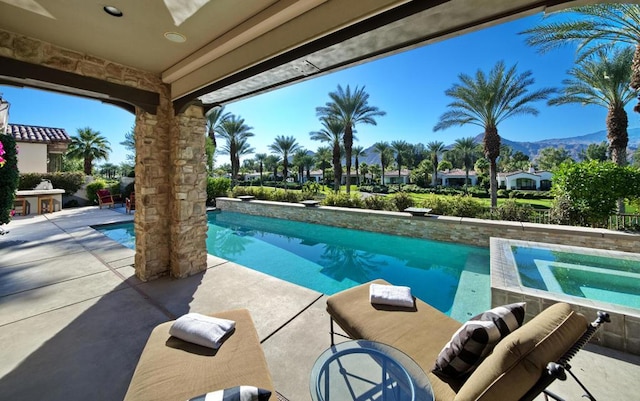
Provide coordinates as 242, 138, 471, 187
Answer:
498, 168, 553, 190
8, 124, 71, 173
439, 169, 478, 187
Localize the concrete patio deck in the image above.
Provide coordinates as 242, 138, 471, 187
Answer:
0, 207, 639, 400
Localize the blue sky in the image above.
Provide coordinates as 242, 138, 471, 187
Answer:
2, 12, 638, 166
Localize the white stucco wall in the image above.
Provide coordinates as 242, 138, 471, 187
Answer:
17, 142, 47, 173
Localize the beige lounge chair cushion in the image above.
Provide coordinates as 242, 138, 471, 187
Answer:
455, 303, 588, 401
327, 279, 463, 401
123, 309, 275, 401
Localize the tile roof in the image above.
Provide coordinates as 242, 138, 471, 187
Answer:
8, 124, 71, 143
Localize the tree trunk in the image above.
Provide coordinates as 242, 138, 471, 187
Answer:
607, 105, 629, 213
333, 143, 341, 192
483, 127, 501, 208
84, 157, 92, 176
632, 44, 640, 113
344, 125, 353, 194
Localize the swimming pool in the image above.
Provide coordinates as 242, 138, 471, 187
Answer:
512, 244, 640, 309
97, 211, 490, 321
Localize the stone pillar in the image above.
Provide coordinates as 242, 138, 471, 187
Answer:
170, 105, 208, 278
133, 91, 173, 281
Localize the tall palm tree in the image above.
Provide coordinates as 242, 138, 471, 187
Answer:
426, 141, 446, 187
67, 127, 112, 175
549, 47, 636, 166
269, 135, 300, 184
205, 106, 231, 172
301, 154, 315, 182
390, 140, 410, 185
316, 85, 386, 194
254, 153, 267, 185
521, 4, 640, 108
434, 61, 556, 207
314, 146, 332, 186
352, 145, 366, 185
216, 115, 254, 182
310, 118, 345, 191
452, 137, 481, 193
359, 162, 369, 184
372, 141, 392, 186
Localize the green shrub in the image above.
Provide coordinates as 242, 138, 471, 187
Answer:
363, 195, 390, 210
359, 185, 388, 194
86, 180, 107, 205
322, 192, 364, 208
19, 172, 84, 195
419, 194, 452, 215
0, 134, 19, 225
207, 177, 231, 204
449, 195, 485, 218
493, 200, 534, 222
389, 192, 415, 211
271, 189, 302, 203
497, 189, 510, 198
302, 181, 320, 196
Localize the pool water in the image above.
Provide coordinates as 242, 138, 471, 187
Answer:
512, 246, 640, 309
97, 211, 490, 320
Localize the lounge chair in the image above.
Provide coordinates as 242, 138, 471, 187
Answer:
326, 279, 609, 401
124, 309, 276, 401
97, 189, 114, 209
125, 192, 135, 214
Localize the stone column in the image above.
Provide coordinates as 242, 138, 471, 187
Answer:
170, 105, 208, 278
133, 92, 173, 281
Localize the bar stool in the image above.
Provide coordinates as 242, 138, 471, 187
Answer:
13, 197, 30, 215
39, 196, 55, 214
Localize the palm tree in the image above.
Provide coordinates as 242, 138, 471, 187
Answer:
426, 141, 446, 187
205, 106, 231, 172
434, 61, 556, 207
359, 162, 369, 184
352, 145, 366, 185
216, 115, 254, 182
314, 146, 332, 186
264, 155, 281, 181
316, 85, 386, 194
369, 164, 381, 184
301, 154, 315, 182
292, 149, 308, 183
310, 118, 345, 191
99, 162, 118, 179
67, 127, 112, 175
372, 141, 392, 186
269, 135, 300, 184
520, 4, 640, 108
390, 140, 411, 186
452, 137, 481, 193
549, 47, 636, 166
254, 153, 267, 185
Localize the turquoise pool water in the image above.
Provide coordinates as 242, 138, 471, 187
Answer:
512, 246, 640, 309
97, 211, 490, 320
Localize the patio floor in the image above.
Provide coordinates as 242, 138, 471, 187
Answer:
1, 207, 639, 400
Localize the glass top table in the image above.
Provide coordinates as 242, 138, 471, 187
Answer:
310, 340, 434, 401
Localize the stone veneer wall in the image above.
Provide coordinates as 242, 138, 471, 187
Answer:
170, 106, 208, 278
1, 28, 208, 280
215, 198, 639, 253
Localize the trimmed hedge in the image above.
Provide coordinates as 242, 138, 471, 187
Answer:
19, 172, 85, 195
0, 135, 19, 225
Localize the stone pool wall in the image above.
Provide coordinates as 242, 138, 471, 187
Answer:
215, 198, 639, 253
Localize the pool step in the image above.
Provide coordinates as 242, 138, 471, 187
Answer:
450, 253, 491, 322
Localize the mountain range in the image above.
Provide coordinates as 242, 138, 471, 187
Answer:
355, 127, 640, 166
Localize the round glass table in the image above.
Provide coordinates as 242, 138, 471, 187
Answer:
310, 340, 434, 401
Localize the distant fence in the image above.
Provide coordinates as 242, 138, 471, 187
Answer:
485, 208, 640, 231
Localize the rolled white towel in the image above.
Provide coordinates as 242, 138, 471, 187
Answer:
169, 313, 236, 349
369, 283, 414, 308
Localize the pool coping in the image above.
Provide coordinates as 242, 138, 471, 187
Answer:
491, 237, 640, 355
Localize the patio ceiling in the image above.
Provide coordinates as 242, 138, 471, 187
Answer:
0, 0, 592, 111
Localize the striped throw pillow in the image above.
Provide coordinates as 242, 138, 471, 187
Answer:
432, 302, 526, 380
188, 386, 271, 401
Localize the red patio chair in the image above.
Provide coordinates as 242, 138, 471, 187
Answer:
97, 189, 115, 209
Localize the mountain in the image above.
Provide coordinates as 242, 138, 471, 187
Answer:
473, 128, 640, 161
305, 128, 640, 166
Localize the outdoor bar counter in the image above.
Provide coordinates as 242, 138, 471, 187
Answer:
15, 189, 65, 215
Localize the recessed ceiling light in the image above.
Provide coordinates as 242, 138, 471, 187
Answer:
103, 6, 123, 17
164, 32, 187, 43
